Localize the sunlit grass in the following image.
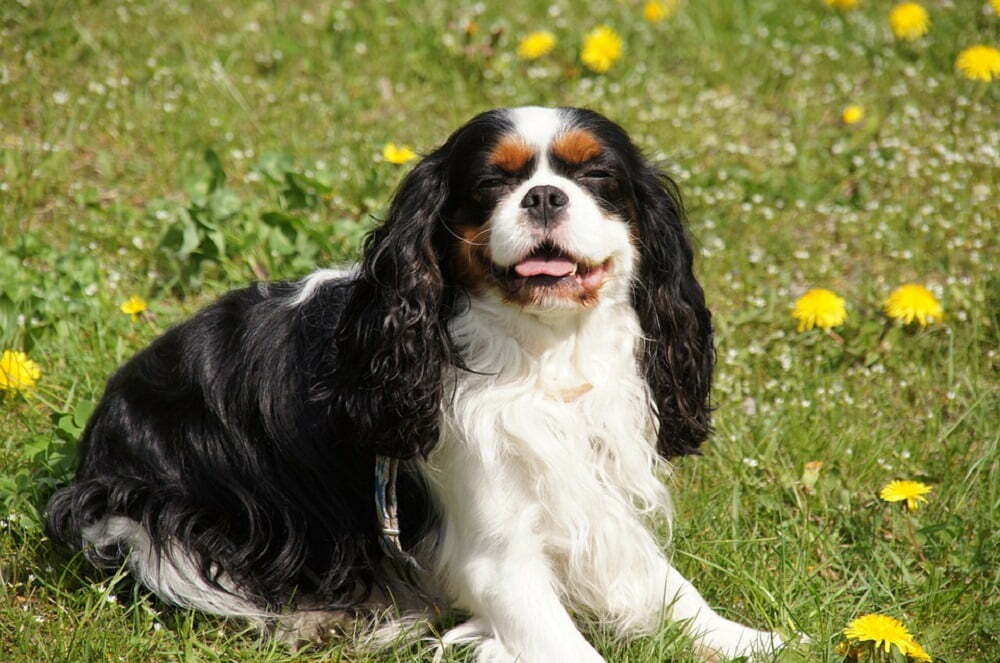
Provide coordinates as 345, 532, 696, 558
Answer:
2, 0, 997, 661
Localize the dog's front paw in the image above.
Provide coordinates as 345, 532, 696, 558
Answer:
693, 619, 785, 662
471, 637, 519, 663
475, 638, 606, 663
431, 621, 526, 663
432, 618, 606, 663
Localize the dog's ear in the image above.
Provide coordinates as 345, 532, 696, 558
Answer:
631, 165, 715, 458
332, 152, 456, 459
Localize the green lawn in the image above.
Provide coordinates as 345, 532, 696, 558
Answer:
1, 1, 998, 661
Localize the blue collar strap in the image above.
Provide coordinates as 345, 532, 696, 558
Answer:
374, 456, 423, 570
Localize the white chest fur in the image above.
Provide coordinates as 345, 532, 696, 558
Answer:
422, 294, 673, 632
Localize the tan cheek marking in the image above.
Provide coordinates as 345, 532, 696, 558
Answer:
488, 135, 535, 172
449, 225, 493, 293
552, 128, 602, 164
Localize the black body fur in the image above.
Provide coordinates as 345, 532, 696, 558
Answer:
47, 280, 430, 609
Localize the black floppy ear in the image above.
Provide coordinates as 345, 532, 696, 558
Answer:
332, 153, 456, 459
631, 165, 715, 458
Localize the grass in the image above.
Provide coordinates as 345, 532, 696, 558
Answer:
1, 0, 998, 661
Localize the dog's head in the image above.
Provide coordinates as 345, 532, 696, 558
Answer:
334, 107, 713, 459
440, 107, 638, 311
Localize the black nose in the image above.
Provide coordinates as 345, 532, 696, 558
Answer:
520, 185, 568, 226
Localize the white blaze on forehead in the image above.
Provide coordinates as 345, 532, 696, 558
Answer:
508, 106, 565, 158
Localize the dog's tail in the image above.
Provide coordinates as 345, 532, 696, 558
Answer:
46, 479, 269, 617
45, 477, 120, 565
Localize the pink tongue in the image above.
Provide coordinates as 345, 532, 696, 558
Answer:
514, 258, 576, 278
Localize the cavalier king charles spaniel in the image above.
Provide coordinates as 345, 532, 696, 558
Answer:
47, 107, 786, 661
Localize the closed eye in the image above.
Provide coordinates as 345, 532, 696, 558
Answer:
581, 169, 612, 179
477, 177, 506, 189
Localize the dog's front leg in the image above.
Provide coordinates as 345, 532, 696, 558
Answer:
427, 449, 605, 663
651, 562, 785, 661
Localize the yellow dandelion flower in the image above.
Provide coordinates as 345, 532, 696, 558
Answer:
792, 288, 847, 332
382, 143, 417, 165
842, 105, 864, 124
889, 3, 929, 41
956, 45, 1000, 82
991, 0, 1000, 17
843, 614, 915, 656
643, 0, 679, 23
120, 295, 148, 320
0, 349, 42, 394
517, 31, 556, 60
880, 480, 933, 512
581, 26, 623, 73
904, 640, 933, 662
824, 0, 860, 10
884, 284, 943, 326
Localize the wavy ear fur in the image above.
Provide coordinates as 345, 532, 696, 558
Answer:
331, 152, 458, 459
631, 166, 715, 458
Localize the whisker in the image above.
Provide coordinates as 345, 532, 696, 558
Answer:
441, 223, 490, 247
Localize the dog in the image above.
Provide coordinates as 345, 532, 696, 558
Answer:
46, 106, 786, 662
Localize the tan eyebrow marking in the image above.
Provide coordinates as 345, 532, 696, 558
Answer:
488, 135, 535, 172
552, 128, 602, 164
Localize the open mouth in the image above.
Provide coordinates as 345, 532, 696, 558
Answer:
496, 244, 611, 292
